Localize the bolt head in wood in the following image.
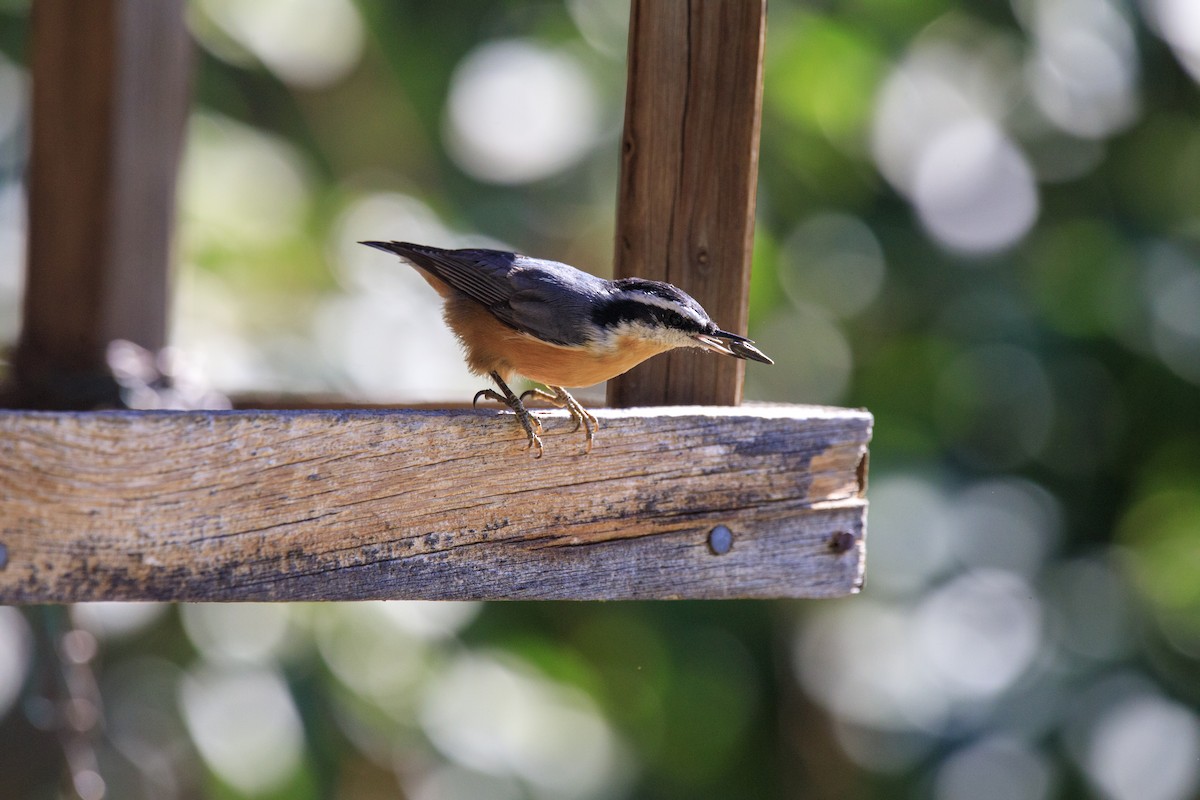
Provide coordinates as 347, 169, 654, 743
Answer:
708, 525, 734, 555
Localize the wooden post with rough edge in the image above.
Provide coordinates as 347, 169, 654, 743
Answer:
607, 0, 767, 408
5, 0, 190, 410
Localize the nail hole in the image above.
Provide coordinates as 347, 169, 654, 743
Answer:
708, 525, 733, 555
828, 531, 856, 554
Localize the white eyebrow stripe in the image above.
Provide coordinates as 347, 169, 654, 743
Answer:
612, 289, 707, 324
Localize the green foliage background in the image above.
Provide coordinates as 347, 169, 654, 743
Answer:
2, 1, 1199, 798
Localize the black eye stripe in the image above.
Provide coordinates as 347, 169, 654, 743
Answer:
593, 299, 706, 334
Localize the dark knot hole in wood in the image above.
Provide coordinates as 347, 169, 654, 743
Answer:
828, 531, 857, 554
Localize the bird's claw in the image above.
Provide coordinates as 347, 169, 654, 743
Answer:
513, 403, 545, 457
478, 376, 544, 457
524, 430, 545, 458
572, 405, 598, 454
521, 385, 598, 454
473, 388, 504, 408
484, 378, 596, 456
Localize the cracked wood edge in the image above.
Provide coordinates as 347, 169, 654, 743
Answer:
0, 405, 871, 601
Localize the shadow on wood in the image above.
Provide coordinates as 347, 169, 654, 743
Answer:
0, 405, 871, 602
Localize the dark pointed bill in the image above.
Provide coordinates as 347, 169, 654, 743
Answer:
692, 330, 774, 364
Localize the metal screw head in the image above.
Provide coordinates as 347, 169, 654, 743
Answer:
708, 525, 733, 555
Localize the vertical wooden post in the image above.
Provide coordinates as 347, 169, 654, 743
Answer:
7, 0, 190, 409
607, 0, 767, 408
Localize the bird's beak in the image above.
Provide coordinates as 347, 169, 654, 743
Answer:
692, 330, 774, 364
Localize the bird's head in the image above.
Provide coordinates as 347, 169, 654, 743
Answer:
595, 278, 774, 364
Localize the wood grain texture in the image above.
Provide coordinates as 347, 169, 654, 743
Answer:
0, 406, 871, 602
608, 0, 767, 408
11, 0, 190, 409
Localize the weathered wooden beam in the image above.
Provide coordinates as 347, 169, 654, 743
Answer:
0, 406, 870, 602
9, 0, 190, 409
608, 0, 767, 408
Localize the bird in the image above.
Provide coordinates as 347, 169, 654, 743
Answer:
360, 241, 773, 457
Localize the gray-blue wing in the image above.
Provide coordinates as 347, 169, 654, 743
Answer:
363, 241, 606, 346
367, 242, 516, 307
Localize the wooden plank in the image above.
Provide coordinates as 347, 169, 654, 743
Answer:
9, 0, 190, 409
0, 406, 871, 602
608, 0, 767, 408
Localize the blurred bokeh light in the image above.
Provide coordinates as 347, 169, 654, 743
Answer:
193, 0, 365, 88
180, 664, 306, 794
445, 39, 601, 185
0, 607, 30, 720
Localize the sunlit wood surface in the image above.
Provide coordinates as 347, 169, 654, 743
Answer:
0, 405, 870, 602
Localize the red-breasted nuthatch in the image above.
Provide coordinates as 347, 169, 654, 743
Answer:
360, 241, 773, 457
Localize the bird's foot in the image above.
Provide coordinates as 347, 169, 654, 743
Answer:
476, 384, 544, 457
520, 386, 599, 454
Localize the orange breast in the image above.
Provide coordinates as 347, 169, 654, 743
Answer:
508, 333, 671, 387
442, 295, 672, 387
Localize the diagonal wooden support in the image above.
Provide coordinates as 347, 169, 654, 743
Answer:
0, 406, 871, 602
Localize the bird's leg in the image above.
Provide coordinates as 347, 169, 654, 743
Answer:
475, 371, 543, 457
474, 378, 542, 435
520, 385, 599, 454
